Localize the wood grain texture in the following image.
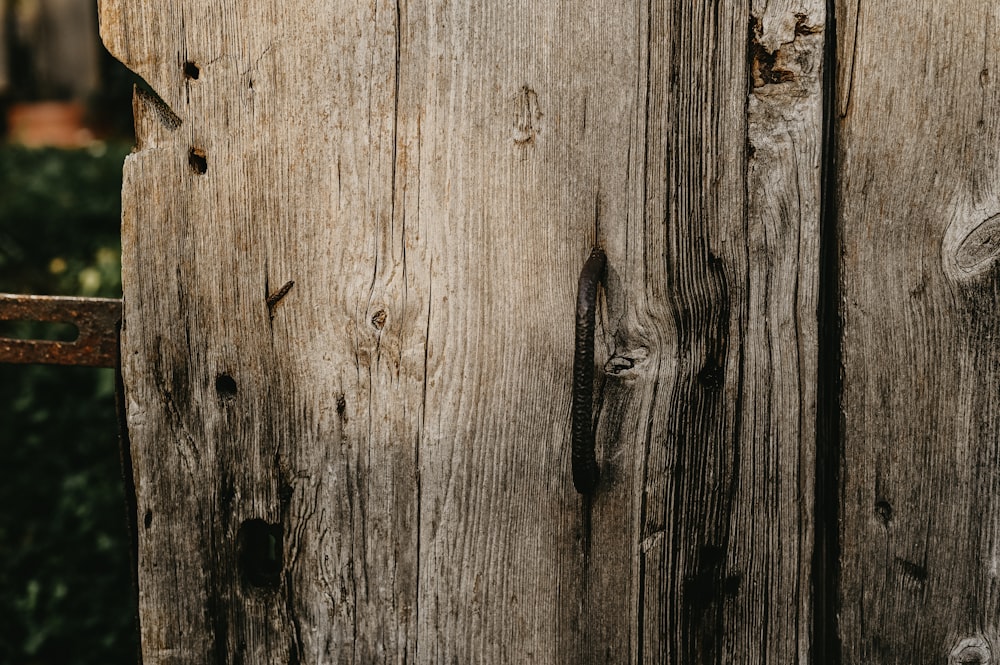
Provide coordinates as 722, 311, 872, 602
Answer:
837, 2, 1000, 662
590, 1, 823, 661
99, 0, 823, 662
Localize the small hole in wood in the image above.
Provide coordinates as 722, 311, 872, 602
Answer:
188, 148, 208, 174
371, 309, 387, 330
183, 61, 200, 80
874, 500, 893, 524
215, 373, 237, 401
238, 519, 283, 589
144, 509, 152, 529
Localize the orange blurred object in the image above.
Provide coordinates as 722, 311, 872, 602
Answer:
6, 101, 96, 148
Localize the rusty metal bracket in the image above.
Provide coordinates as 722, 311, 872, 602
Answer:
0, 293, 122, 367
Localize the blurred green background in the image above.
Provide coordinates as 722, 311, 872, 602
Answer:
1, 1, 142, 662
0, 144, 136, 665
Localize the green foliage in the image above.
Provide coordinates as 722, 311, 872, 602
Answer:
0, 143, 138, 664
0, 144, 127, 295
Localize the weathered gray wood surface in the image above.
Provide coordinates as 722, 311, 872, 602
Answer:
100, 0, 823, 662
588, 1, 824, 661
837, 2, 1000, 662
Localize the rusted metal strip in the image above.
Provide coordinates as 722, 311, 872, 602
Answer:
0, 294, 122, 367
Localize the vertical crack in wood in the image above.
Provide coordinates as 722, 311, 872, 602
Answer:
814, 1, 842, 662
284, 568, 305, 665
114, 318, 143, 665
278, 467, 305, 664
415, 270, 431, 662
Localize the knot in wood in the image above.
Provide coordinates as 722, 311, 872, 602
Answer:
950, 637, 992, 665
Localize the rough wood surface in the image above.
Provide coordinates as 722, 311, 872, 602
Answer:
837, 2, 1000, 662
586, 1, 825, 661
99, 1, 823, 662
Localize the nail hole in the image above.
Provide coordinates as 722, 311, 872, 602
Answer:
188, 148, 208, 174
215, 373, 237, 401
183, 61, 200, 80
875, 500, 893, 524
238, 519, 283, 589
143, 509, 153, 529
371, 309, 387, 330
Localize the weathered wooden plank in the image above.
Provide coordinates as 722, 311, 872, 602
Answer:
404, 0, 824, 658
100, 0, 823, 662
101, 3, 416, 662
837, 2, 1000, 661
588, 0, 824, 661
397, 4, 631, 661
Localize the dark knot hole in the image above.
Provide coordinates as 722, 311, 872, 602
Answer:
237, 519, 283, 590
215, 373, 237, 401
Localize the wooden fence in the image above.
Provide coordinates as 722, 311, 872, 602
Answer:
97, 0, 1000, 662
